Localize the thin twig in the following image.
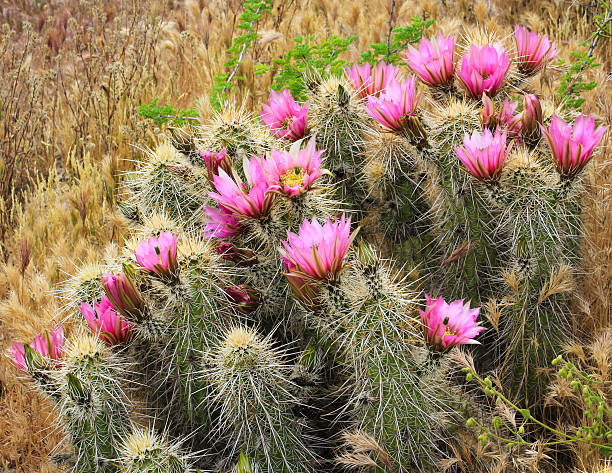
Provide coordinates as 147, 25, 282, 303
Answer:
587, 9, 611, 58
386, 0, 396, 63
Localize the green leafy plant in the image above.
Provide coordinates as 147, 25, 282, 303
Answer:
137, 98, 199, 126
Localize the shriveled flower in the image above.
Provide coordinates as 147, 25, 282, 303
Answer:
344, 61, 399, 98
80, 297, 132, 345
10, 324, 65, 372
203, 205, 242, 239
224, 285, 261, 314
402, 32, 456, 88
260, 89, 308, 141
366, 77, 422, 132
455, 128, 510, 180
200, 148, 231, 181
456, 43, 510, 98
102, 270, 144, 320
419, 294, 485, 352
281, 214, 358, 281
540, 114, 608, 179
209, 156, 279, 219
481, 95, 522, 138
134, 231, 179, 278
215, 242, 258, 267
262, 137, 325, 197
514, 25, 558, 75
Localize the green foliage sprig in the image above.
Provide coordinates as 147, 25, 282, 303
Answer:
136, 98, 199, 126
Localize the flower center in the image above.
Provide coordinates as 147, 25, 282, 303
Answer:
282, 115, 295, 129
280, 166, 306, 189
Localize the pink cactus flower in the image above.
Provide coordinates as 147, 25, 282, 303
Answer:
102, 271, 144, 320
209, 156, 279, 219
281, 214, 358, 281
262, 137, 325, 197
224, 285, 261, 314
366, 77, 422, 132
521, 94, 543, 138
402, 32, 456, 88
203, 205, 242, 239
260, 89, 308, 141
419, 294, 485, 352
80, 297, 132, 345
134, 231, 179, 278
540, 114, 608, 179
200, 148, 231, 181
456, 43, 510, 98
481, 95, 522, 138
10, 324, 65, 372
514, 25, 559, 75
344, 61, 399, 99
455, 128, 511, 180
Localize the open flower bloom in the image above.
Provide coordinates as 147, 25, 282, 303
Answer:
455, 127, 510, 180
481, 95, 522, 138
540, 114, 608, 179
200, 148, 231, 181
457, 43, 510, 98
102, 270, 144, 320
80, 297, 132, 345
419, 294, 485, 352
203, 205, 242, 239
366, 77, 422, 132
10, 324, 65, 372
224, 285, 261, 314
345, 61, 399, 99
134, 231, 179, 278
514, 25, 558, 75
402, 32, 456, 87
262, 137, 325, 197
281, 214, 357, 281
209, 156, 279, 219
260, 89, 308, 141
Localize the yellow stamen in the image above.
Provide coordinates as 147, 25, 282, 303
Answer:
279, 166, 306, 189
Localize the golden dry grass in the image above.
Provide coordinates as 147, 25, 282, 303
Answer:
0, 0, 610, 471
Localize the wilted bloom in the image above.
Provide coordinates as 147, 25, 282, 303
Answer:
281, 214, 358, 281
366, 77, 422, 132
456, 43, 510, 98
134, 231, 179, 278
224, 285, 261, 314
215, 242, 258, 266
455, 128, 510, 180
80, 297, 132, 345
514, 25, 558, 75
10, 324, 65, 372
402, 32, 456, 88
419, 294, 485, 352
262, 137, 325, 197
345, 61, 399, 98
203, 205, 242, 239
209, 156, 279, 220
200, 148, 231, 181
102, 270, 144, 320
481, 95, 522, 138
540, 114, 608, 179
260, 89, 308, 141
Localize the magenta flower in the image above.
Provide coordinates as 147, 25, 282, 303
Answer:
281, 214, 357, 281
80, 297, 132, 345
366, 77, 422, 132
455, 128, 510, 181
102, 271, 144, 320
540, 114, 608, 179
209, 156, 279, 219
260, 89, 308, 141
134, 232, 179, 278
345, 61, 399, 99
224, 285, 261, 314
203, 205, 242, 239
10, 324, 65, 372
457, 43, 510, 98
481, 95, 522, 138
419, 294, 485, 352
514, 25, 558, 75
262, 137, 325, 197
200, 148, 231, 181
402, 32, 456, 88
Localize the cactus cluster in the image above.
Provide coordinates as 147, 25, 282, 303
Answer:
8, 23, 607, 472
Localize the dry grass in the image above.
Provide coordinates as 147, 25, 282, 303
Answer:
0, 0, 610, 471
